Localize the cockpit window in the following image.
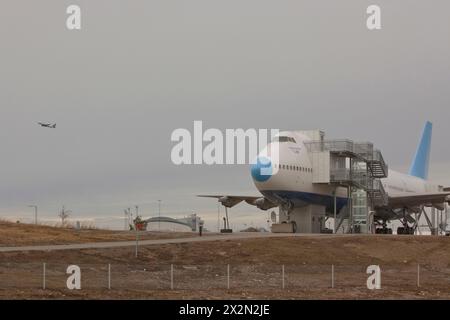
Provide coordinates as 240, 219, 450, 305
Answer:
273, 136, 296, 143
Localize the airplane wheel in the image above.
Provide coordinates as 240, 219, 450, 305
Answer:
397, 227, 404, 235
291, 221, 297, 233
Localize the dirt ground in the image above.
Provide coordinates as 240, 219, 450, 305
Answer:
0, 221, 198, 246
1, 222, 450, 299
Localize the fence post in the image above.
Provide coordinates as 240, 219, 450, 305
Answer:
135, 231, 139, 258
417, 264, 420, 288
170, 264, 174, 290
108, 264, 111, 290
227, 264, 230, 290
331, 264, 335, 289
42, 263, 46, 290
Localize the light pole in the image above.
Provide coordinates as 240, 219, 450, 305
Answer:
217, 202, 220, 233
158, 200, 161, 231
333, 189, 337, 234
28, 205, 38, 225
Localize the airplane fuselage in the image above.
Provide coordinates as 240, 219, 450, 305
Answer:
251, 131, 440, 215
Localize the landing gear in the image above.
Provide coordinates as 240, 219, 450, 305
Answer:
375, 221, 392, 234
397, 226, 414, 235
291, 221, 297, 233
375, 227, 392, 234
279, 200, 294, 222
396, 208, 415, 235
277, 201, 296, 233
280, 201, 294, 218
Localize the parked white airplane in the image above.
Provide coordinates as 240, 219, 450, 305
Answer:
200, 122, 450, 234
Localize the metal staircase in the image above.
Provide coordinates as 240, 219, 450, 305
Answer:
366, 179, 388, 207
367, 150, 388, 178
305, 139, 388, 207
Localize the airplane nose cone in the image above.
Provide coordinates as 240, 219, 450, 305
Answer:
251, 157, 272, 182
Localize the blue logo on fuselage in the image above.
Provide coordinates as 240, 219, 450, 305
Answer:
251, 157, 272, 182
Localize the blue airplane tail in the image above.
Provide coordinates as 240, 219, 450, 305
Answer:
409, 121, 432, 180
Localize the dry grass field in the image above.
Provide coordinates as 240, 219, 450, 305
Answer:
1, 221, 450, 299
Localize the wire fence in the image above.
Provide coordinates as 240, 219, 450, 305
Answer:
1, 263, 450, 291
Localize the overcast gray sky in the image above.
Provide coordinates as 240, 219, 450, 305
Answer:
1, 1, 449, 230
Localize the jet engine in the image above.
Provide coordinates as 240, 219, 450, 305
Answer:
253, 197, 277, 210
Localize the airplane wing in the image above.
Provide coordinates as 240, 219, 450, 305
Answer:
197, 195, 277, 210
388, 192, 450, 209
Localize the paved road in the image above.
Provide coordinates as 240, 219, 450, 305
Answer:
0, 232, 338, 253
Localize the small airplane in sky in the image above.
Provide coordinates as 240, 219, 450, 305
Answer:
38, 122, 56, 128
